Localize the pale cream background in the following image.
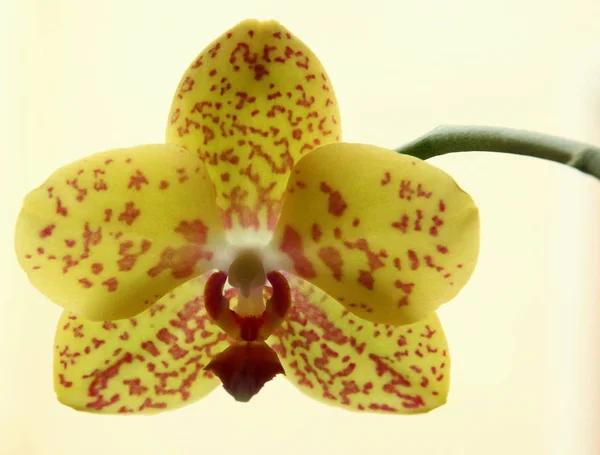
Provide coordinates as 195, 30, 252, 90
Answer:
2, 0, 600, 454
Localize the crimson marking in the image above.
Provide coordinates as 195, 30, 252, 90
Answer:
58, 374, 73, 388
358, 271, 374, 290
320, 182, 347, 217
392, 214, 409, 233
40, 224, 56, 238
141, 341, 160, 357
407, 250, 419, 270
311, 223, 322, 242
102, 277, 118, 292
280, 225, 316, 278
318, 247, 343, 281
381, 172, 391, 186
128, 170, 149, 190
79, 278, 93, 288
343, 238, 386, 272
118, 202, 140, 226
123, 378, 148, 396
394, 280, 414, 294
56, 198, 68, 216
157, 328, 178, 345
175, 220, 208, 244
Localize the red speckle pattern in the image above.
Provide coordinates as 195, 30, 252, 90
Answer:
54, 275, 234, 414
270, 276, 450, 414
166, 19, 341, 233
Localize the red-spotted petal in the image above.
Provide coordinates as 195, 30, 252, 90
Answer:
15, 144, 225, 321
166, 19, 341, 238
268, 276, 450, 414
270, 143, 479, 325
54, 275, 234, 414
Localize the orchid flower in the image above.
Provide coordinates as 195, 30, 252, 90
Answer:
15, 19, 480, 414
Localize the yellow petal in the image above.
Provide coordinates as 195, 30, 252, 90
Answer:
15, 144, 225, 321
269, 276, 450, 414
54, 275, 233, 414
166, 19, 341, 239
270, 143, 479, 325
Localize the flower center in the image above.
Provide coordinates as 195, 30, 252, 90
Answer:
204, 250, 291, 341
203, 250, 291, 402
227, 250, 267, 316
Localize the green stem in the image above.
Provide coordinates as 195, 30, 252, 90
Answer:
396, 125, 600, 180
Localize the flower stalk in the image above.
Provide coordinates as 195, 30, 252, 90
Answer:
396, 125, 600, 180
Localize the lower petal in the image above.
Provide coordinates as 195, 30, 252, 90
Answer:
268, 276, 450, 414
54, 275, 233, 414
